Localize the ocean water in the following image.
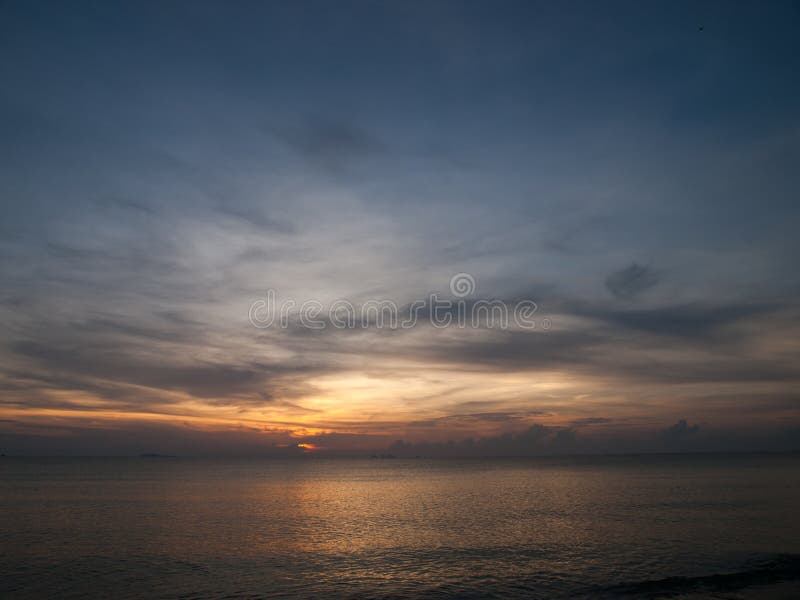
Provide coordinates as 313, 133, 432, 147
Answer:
1, 454, 799, 599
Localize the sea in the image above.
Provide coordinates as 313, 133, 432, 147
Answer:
1, 453, 799, 599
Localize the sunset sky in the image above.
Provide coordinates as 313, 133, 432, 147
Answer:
2, 1, 799, 455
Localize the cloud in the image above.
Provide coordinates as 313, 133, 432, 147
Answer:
601, 304, 763, 338
662, 419, 700, 442
267, 116, 386, 173
216, 204, 296, 234
8, 340, 324, 403
407, 411, 547, 429
377, 418, 800, 458
0, 419, 309, 457
387, 424, 569, 457
570, 417, 613, 427
605, 263, 660, 300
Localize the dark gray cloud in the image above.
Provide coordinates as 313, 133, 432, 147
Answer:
267, 116, 386, 173
388, 424, 561, 458
606, 263, 660, 300
0, 420, 310, 457
8, 339, 325, 404
564, 300, 775, 340
12, 340, 263, 398
408, 411, 546, 428
663, 419, 700, 441
352, 299, 798, 386
382, 419, 800, 458
570, 417, 614, 427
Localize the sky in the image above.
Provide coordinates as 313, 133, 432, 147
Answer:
1, 0, 799, 456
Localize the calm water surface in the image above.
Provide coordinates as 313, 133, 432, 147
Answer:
1, 454, 799, 598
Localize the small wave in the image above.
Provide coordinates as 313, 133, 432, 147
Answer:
594, 554, 800, 598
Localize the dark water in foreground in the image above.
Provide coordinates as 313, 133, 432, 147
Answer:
1, 454, 800, 599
